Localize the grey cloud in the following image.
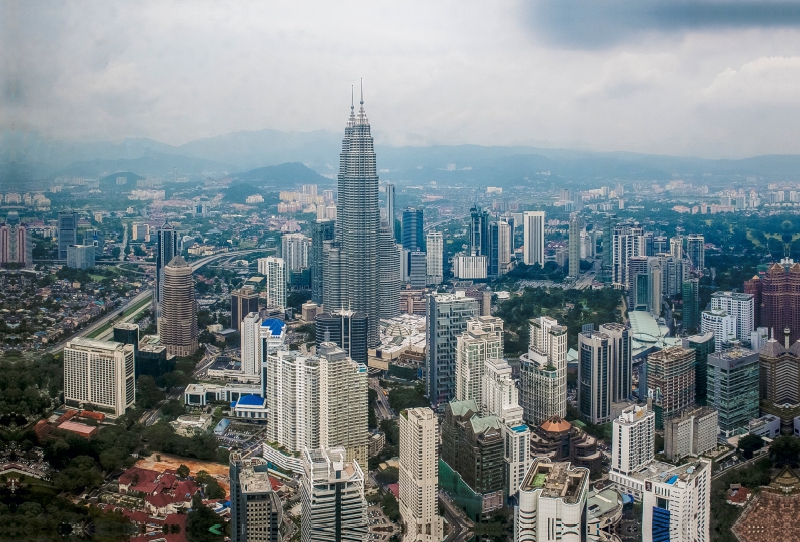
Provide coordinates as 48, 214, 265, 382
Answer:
521, 0, 800, 49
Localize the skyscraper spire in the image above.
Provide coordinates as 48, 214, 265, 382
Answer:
351, 85, 354, 110
360, 78, 363, 105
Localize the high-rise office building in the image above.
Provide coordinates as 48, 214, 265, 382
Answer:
488, 219, 512, 278
265, 343, 367, 466
378, 220, 401, 317
601, 213, 616, 271
230, 454, 283, 542
469, 206, 490, 257
682, 332, 715, 404
759, 336, 800, 425
407, 250, 428, 289
426, 292, 480, 406
641, 460, 710, 542
577, 330, 611, 425
382, 182, 395, 225
426, 231, 443, 285
686, 233, 704, 276
682, 279, 700, 332
519, 316, 567, 425
707, 345, 760, 436
155, 221, 178, 328
64, 338, 135, 417
745, 262, 800, 345
398, 407, 444, 542
454, 316, 504, 407
646, 346, 696, 428
58, 211, 78, 260
300, 446, 368, 542
322, 94, 382, 346
515, 459, 590, 542
522, 211, 545, 266
315, 310, 368, 364
66, 244, 95, 269
402, 207, 425, 252
711, 291, 754, 343
701, 308, 737, 351
160, 256, 198, 358
626, 256, 651, 311
231, 287, 260, 332
310, 219, 335, 304
282, 233, 311, 273
670, 236, 683, 261
259, 257, 287, 310
568, 213, 581, 278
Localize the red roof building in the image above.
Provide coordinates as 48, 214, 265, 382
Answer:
57, 420, 98, 438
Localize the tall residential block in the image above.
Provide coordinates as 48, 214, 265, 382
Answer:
399, 408, 444, 542
241, 313, 262, 377
610, 404, 655, 477
57, 210, 78, 260
426, 292, 480, 406
259, 257, 287, 310
231, 287, 260, 333
519, 316, 567, 425
66, 244, 95, 269
160, 256, 198, 358
64, 338, 135, 417
264, 343, 368, 466
711, 291, 754, 342
322, 95, 382, 346
455, 316, 504, 407
522, 211, 545, 266
701, 308, 737, 351
612, 222, 645, 288
281, 233, 311, 273
664, 407, 718, 462
230, 454, 283, 542
310, 219, 335, 304
300, 446, 368, 542
426, 231, 444, 285
707, 345, 759, 436
646, 346, 696, 428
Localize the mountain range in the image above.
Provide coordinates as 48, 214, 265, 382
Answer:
3, 128, 800, 190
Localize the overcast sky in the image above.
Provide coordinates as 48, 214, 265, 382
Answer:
4, 0, 800, 158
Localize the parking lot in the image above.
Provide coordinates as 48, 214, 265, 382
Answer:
367, 505, 397, 540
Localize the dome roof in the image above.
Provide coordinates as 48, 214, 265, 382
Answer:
540, 416, 572, 433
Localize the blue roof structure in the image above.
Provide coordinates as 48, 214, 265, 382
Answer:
261, 318, 285, 336
234, 394, 266, 407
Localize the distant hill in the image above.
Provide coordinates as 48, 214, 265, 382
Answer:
233, 162, 332, 186
57, 151, 233, 179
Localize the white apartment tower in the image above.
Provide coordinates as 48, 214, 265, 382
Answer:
282, 233, 311, 273
426, 231, 444, 285
519, 316, 567, 425
641, 460, 711, 542
700, 308, 737, 351
259, 256, 287, 310
398, 408, 444, 542
515, 459, 590, 542
64, 338, 135, 417
300, 446, 369, 542
710, 291, 754, 342
483, 358, 531, 498
610, 404, 655, 494
454, 316, 504, 407
264, 343, 368, 467
241, 312, 261, 377
523, 211, 545, 266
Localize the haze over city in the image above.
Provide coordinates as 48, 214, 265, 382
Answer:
4, 1, 800, 158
